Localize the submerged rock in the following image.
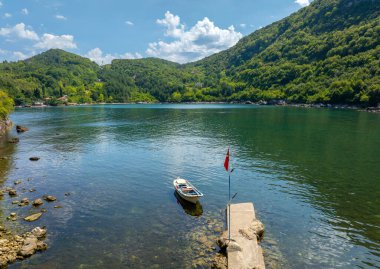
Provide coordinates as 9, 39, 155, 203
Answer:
8, 189, 17, 196
212, 253, 227, 269
32, 198, 44, 206
16, 125, 29, 133
19, 198, 30, 206
14, 180, 22, 185
24, 213, 43, 222
7, 212, 17, 221
43, 195, 56, 202
8, 137, 20, 143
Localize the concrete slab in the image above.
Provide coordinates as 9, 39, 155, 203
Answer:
226, 202, 265, 269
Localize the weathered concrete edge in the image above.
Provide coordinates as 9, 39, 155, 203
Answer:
212, 202, 265, 269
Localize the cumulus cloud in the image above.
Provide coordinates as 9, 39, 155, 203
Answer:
4, 12, 11, 18
21, 8, 28, 15
34, 34, 77, 49
125, 20, 134, 26
55, 14, 67, 20
13, 51, 28, 60
146, 11, 242, 63
156, 11, 185, 38
240, 23, 246, 28
295, 0, 311, 7
0, 23, 39, 40
85, 48, 142, 65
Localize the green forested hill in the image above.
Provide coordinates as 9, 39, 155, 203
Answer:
0, 0, 379, 109
191, 0, 380, 105
0, 49, 100, 105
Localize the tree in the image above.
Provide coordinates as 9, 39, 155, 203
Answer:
0, 90, 14, 119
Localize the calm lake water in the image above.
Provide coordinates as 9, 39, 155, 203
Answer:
0, 104, 379, 269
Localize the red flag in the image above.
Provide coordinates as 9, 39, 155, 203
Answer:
224, 148, 230, 172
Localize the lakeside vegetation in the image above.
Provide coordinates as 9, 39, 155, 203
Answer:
0, 91, 13, 120
0, 0, 379, 115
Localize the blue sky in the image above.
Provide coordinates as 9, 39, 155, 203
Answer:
0, 0, 311, 64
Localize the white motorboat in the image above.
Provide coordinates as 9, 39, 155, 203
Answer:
173, 177, 203, 204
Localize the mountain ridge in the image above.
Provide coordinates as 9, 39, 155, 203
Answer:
0, 0, 379, 106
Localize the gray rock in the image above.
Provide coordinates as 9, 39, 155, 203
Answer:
227, 241, 242, 252
239, 219, 265, 242
18, 236, 38, 256
31, 227, 47, 239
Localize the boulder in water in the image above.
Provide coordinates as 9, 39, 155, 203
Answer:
43, 195, 56, 202
16, 125, 28, 133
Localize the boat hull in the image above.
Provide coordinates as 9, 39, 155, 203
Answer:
176, 191, 199, 204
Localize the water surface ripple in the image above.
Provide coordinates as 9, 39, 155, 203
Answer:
0, 104, 379, 269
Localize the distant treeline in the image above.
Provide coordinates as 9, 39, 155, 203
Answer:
0, 0, 379, 116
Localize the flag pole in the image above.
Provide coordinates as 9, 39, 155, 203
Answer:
229, 171, 231, 242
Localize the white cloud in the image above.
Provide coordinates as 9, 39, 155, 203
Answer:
13, 51, 28, 60
4, 12, 11, 18
295, 0, 311, 7
0, 2, 2, 8
21, 8, 28, 15
0, 23, 39, 40
34, 34, 77, 49
55, 14, 67, 20
156, 11, 184, 38
125, 20, 134, 26
85, 48, 141, 65
240, 23, 246, 28
147, 11, 242, 63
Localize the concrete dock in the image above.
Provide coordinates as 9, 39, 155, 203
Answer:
226, 202, 265, 269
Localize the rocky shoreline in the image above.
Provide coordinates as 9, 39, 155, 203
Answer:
0, 226, 47, 268
0, 124, 62, 268
0, 120, 12, 138
15, 101, 380, 113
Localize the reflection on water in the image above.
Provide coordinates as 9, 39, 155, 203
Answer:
174, 192, 203, 217
0, 104, 378, 269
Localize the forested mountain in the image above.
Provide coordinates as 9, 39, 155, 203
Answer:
0, 0, 379, 109
191, 0, 380, 104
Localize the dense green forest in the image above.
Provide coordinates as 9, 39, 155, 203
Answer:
0, 0, 379, 113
